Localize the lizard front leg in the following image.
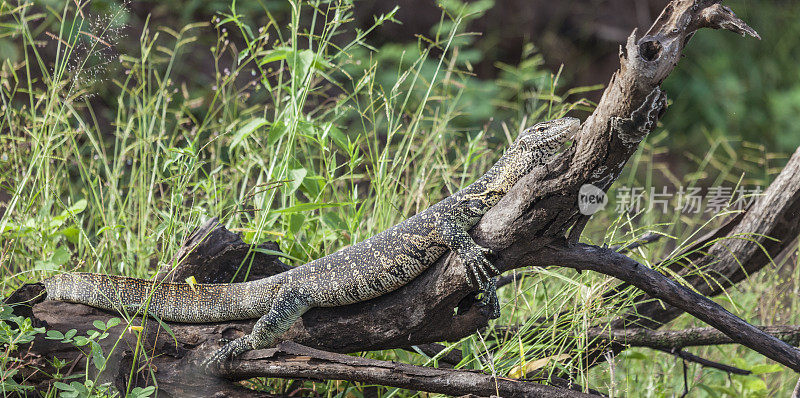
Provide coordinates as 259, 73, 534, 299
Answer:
436, 219, 501, 319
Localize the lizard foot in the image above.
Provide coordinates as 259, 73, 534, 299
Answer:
460, 247, 501, 319
200, 335, 252, 374
463, 246, 500, 289
199, 352, 226, 375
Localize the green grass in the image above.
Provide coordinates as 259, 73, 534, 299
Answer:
1, 0, 798, 397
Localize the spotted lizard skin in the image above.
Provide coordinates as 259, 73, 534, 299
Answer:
43, 117, 579, 368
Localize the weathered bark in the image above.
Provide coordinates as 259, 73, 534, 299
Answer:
8, 0, 795, 396
591, 325, 800, 350
155, 217, 291, 284
222, 341, 599, 398
416, 324, 800, 367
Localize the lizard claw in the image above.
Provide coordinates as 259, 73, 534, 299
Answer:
480, 246, 496, 257
462, 246, 501, 290
476, 249, 500, 281
476, 246, 500, 276
200, 355, 224, 375
476, 279, 501, 319
474, 259, 491, 285
460, 249, 502, 319
464, 265, 477, 288
200, 337, 244, 374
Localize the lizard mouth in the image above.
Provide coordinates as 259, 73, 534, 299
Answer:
547, 117, 580, 141
531, 117, 580, 147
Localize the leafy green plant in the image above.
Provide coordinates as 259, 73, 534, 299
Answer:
46, 318, 120, 374
40, 318, 124, 398
1, 305, 44, 395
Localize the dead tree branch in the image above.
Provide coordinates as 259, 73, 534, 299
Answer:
609, 232, 665, 254
612, 145, 800, 331
662, 349, 751, 375
567, 144, 800, 368
590, 325, 800, 350
407, 324, 800, 372
221, 341, 600, 398
515, 243, 800, 370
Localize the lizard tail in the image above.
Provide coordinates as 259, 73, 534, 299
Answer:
42, 273, 274, 323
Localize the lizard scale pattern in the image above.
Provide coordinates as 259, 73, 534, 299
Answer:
43, 117, 580, 369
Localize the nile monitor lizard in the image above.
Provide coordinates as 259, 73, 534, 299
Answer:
42, 117, 579, 369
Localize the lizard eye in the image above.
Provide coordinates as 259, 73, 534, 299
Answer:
537, 126, 547, 132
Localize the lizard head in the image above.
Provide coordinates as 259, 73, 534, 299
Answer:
476, 116, 581, 200
515, 116, 580, 164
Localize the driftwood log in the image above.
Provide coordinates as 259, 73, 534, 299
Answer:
7, 0, 800, 396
